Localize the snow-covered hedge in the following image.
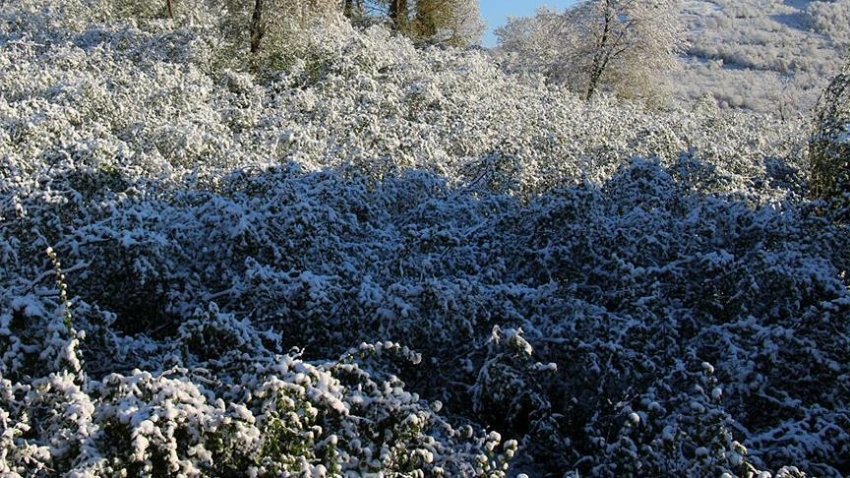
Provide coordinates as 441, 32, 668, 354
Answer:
1, 0, 848, 476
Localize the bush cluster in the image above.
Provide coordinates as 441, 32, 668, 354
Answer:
1, 0, 848, 476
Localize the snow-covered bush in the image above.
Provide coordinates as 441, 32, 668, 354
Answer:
499, 158, 849, 475
1, 0, 848, 475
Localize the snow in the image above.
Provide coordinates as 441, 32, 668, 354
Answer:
0, 0, 847, 476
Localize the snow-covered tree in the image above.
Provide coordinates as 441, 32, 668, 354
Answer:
496, 0, 683, 104
494, 7, 569, 81
580, 0, 682, 101
217, 0, 342, 56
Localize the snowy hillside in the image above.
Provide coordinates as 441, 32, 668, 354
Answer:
1, 0, 849, 476
675, 0, 848, 114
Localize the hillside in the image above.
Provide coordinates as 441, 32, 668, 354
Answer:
1, 0, 849, 476
675, 0, 848, 114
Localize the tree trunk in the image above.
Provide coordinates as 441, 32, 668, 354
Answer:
249, 0, 265, 55
389, 0, 409, 31
166, 0, 174, 20
344, 0, 365, 19
585, 0, 614, 100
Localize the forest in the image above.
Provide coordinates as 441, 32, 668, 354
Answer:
1, 0, 848, 476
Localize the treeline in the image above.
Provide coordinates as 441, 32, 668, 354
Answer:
152, 0, 483, 51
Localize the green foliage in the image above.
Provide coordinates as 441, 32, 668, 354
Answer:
809, 59, 850, 219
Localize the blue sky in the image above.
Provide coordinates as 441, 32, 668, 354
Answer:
480, 1, 579, 47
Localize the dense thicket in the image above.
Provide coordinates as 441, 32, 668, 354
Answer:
1, 0, 848, 476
